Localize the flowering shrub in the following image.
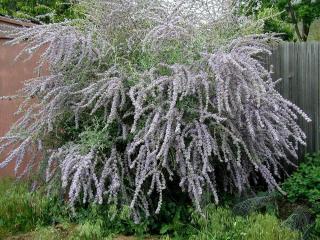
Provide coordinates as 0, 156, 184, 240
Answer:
0, 0, 310, 221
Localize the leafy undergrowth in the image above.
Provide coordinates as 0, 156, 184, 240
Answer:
2, 211, 300, 240
0, 177, 301, 240
282, 152, 320, 213
3, 211, 300, 240
281, 152, 320, 239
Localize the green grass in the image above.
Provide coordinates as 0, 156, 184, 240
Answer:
0, 178, 69, 239
188, 206, 300, 240
0, 178, 45, 238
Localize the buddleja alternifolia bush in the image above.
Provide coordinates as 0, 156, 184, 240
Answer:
0, 0, 311, 221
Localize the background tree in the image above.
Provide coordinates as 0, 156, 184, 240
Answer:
286, 0, 320, 41
0, 0, 81, 23
244, 0, 320, 41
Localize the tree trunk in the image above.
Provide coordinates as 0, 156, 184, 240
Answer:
302, 21, 310, 41
287, 0, 303, 41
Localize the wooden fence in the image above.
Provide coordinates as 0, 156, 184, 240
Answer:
265, 42, 320, 154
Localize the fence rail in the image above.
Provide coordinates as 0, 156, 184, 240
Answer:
265, 42, 320, 154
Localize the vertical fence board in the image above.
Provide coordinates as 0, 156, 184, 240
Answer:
312, 42, 319, 151
314, 43, 320, 151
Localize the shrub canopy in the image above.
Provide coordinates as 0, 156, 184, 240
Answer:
0, 0, 310, 221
